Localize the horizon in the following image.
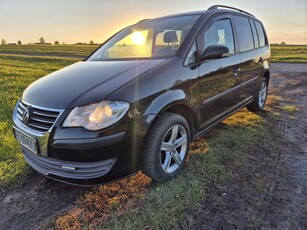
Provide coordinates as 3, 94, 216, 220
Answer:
1, 0, 306, 45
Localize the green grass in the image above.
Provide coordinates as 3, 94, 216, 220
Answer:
0, 55, 77, 187
271, 44, 307, 63
0, 44, 98, 57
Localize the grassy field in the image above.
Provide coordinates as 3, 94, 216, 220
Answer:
0, 44, 98, 57
270, 44, 307, 63
0, 55, 76, 187
0, 45, 98, 56
0, 44, 306, 62
0, 44, 305, 228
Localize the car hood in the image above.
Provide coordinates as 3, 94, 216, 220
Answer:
22, 60, 165, 109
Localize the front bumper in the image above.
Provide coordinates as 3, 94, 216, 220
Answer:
13, 100, 156, 186
22, 147, 116, 180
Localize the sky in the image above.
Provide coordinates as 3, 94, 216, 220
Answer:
0, 0, 306, 45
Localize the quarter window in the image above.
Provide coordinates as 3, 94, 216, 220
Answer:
203, 19, 235, 54
233, 16, 254, 52
255, 21, 266, 47
185, 42, 197, 65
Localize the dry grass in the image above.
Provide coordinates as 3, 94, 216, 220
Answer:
280, 105, 299, 112
56, 173, 151, 229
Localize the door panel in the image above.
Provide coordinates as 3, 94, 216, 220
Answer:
238, 50, 261, 100
197, 16, 242, 128
198, 55, 241, 128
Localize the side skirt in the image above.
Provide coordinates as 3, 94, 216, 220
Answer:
194, 96, 253, 140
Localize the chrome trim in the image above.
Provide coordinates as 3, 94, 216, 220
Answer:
33, 110, 58, 118
13, 99, 65, 156
15, 100, 64, 134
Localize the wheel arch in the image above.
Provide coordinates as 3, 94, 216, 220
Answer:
161, 104, 197, 138
143, 89, 198, 139
262, 70, 270, 85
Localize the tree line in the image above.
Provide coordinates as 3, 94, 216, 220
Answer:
1, 37, 97, 45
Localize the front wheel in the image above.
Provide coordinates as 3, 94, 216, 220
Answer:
142, 113, 190, 182
247, 78, 268, 112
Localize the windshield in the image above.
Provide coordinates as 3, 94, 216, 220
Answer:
88, 14, 201, 61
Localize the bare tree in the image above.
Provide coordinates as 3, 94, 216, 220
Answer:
90, 40, 94, 45
1, 39, 7, 45
39, 37, 45, 44
17, 40, 22, 45
54, 40, 59, 45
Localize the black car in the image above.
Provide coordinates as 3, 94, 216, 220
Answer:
12, 5, 270, 185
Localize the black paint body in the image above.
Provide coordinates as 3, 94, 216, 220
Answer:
13, 7, 270, 185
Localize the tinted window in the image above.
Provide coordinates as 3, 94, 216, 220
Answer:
233, 16, 254, 52
249, 19, 259, 48
204, 19, 235, 54
255, 21, 266, 47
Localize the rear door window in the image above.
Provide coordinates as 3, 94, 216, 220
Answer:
233, 16, 254, 52
255, 21, 266, 47
249, 19, 259, 48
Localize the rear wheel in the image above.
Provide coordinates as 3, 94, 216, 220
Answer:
247, 78, 268, 112
142, 113, 190, 182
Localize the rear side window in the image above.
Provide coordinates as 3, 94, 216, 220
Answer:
233, 16, 254, 52
255, 21, 266, 47
249, 19, 259, 48
203, 19, 235, 54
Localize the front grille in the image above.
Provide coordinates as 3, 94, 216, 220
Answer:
22, 148, 116, 180
16, 100, 61, 133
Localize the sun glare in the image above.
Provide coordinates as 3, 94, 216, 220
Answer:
131, 31, 145, 45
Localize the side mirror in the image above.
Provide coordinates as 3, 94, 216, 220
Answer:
201, 45, 230, 61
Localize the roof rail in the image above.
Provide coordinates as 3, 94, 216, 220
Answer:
208, 5, 255, 17
137, 19, 150, 23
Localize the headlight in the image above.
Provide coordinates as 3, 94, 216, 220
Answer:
63, 101, 129, 130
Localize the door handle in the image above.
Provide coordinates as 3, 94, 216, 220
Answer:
233, 68, 241, 77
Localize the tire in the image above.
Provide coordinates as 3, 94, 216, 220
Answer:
247, 78, 268, 112
142, 113, 191, 182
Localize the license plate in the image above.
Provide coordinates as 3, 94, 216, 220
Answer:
13, 127, 38, 154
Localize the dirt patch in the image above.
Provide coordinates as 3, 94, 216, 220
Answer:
191, 63, 307, 229
0, 173, 88, 230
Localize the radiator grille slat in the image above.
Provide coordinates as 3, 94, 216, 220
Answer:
16, 100, 61, 133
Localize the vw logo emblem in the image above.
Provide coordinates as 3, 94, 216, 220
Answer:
22, 106, 31, 124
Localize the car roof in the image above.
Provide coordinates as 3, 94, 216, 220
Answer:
136, 5, 256, 24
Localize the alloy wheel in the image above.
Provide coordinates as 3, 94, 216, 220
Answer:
160, 124, 188, 173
